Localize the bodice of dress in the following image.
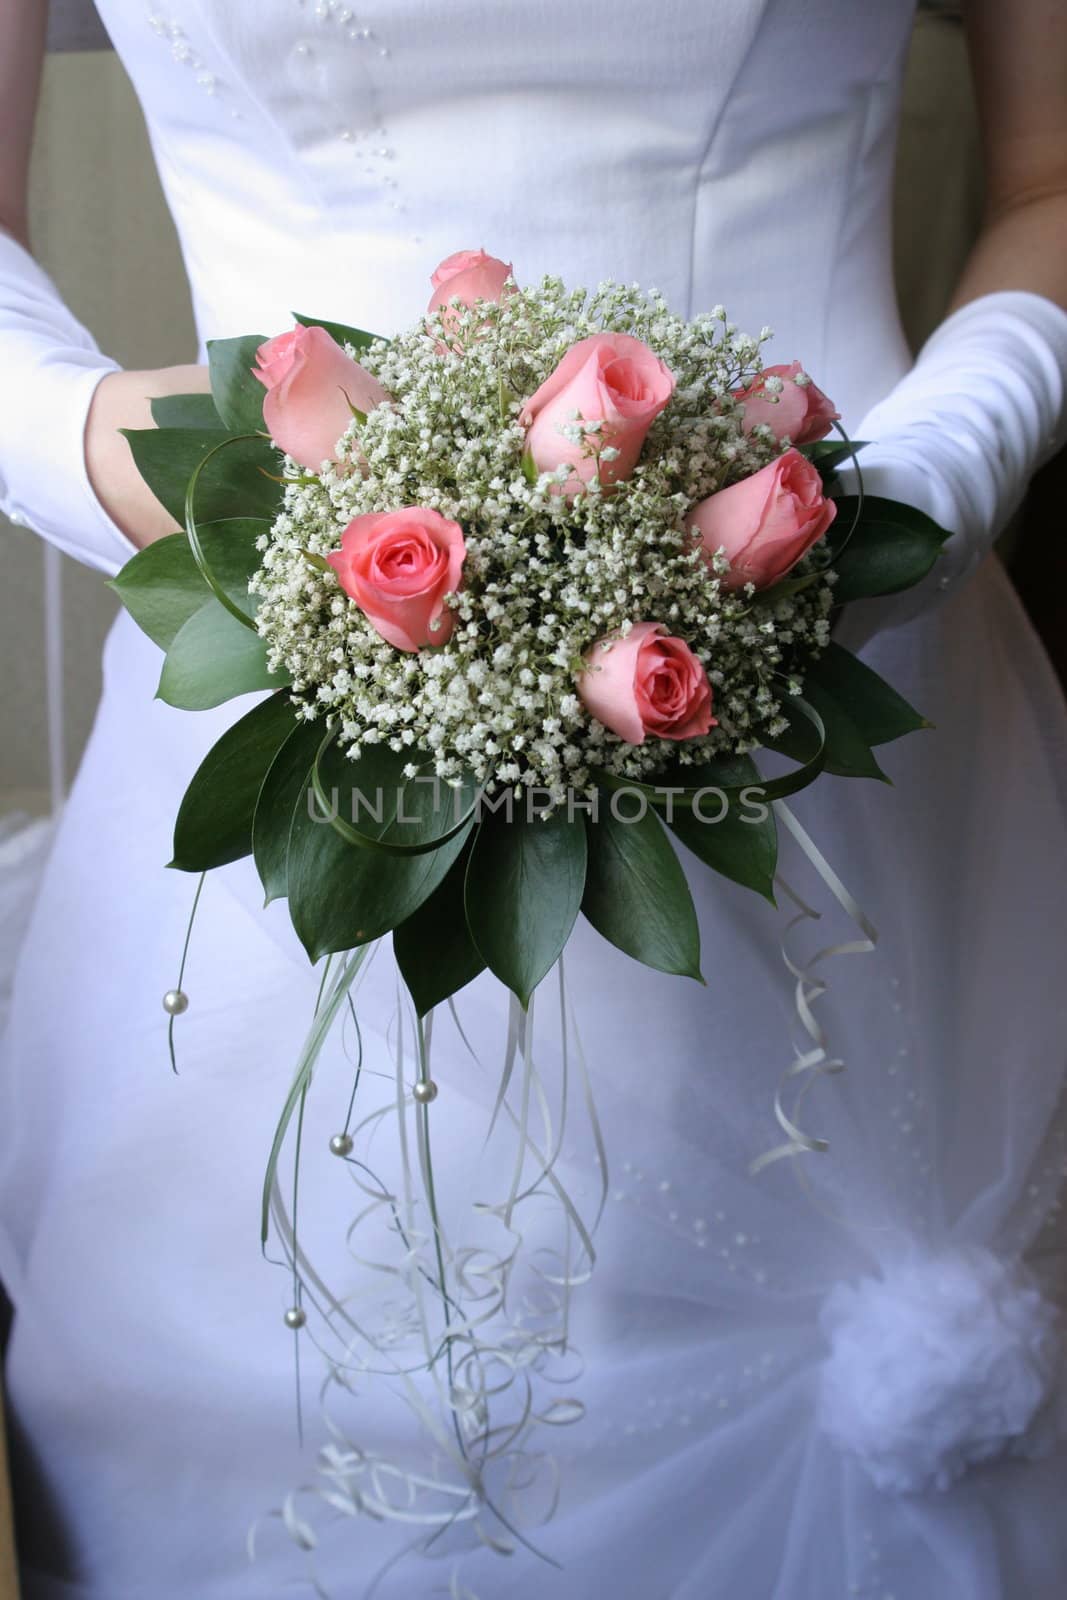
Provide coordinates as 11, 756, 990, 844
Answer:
94, 0, 918, 426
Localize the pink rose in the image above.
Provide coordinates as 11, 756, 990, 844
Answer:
253, 325, 389, 471
428, 249, 513, 316
327, 507, 466, 653
578, 622, 715, 745
733, 361, 838, 445
689, 448, 837, 591
521, 333, 675, 495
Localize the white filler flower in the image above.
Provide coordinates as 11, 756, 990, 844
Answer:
251, 278, 836, 796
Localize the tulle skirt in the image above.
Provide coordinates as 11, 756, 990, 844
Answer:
3, 554, 1066, 1599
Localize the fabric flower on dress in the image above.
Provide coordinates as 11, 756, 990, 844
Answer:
817, 1246, 1062, 1494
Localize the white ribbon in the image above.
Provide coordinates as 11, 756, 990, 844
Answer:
750, 800, 878, 1175
259, 955, 607, 1597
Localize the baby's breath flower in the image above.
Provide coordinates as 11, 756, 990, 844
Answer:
249, 278, 834, 791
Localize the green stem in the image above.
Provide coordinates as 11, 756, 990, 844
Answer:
291, 1080, 308, 1445
183, 432, 265, 631
167, 872, 205, 1075
414, 1015, 467, 1463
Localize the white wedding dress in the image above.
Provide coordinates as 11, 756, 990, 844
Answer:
3, 3, 1067, 1597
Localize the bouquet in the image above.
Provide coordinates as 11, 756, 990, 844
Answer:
109, 247, 947, 1567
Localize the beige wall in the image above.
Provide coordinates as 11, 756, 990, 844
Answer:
893, 15, 983, 351
0, 16, 980, 812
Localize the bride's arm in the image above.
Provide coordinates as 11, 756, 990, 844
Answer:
952, 0, 1067, 310
0, 0, 45, 254
835, 0, 1067, 646
84, 369, 212, 550
0, 1, 209, 565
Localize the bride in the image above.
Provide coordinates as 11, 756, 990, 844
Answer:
2, 2, 1066, 1596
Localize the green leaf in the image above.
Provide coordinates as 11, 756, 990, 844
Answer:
170, 691, 299, 871
806, 642, 930, 764
286, 787, 470, 961
109, 518, 268, 650
800, 679, 889, 779
582, 804, 702, 979
753, 568, 828, 607
464, 805, 587, 1008
311, 735, 478, 856
671, 810, 778, 900
668, 754, 778, 901
207, 335, 269, 434
774, 644, 929, 784
759, 693, 824, 769
150, 393, 225, 430
157, 600, 291, 710
292, 312, 382, 353
661, 751, 771, 791
252, 716, 324, 903
121, 428, 281, 527
393, 846, 486, 1015
802, 438, 868, 486
828, 495, 951, 600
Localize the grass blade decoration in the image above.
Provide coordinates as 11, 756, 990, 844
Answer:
309, 727, 479, 858
595, 696, 827, 814
184, 432, 274, 632
260, 945, 374, 1246
165, 872, 205, 1074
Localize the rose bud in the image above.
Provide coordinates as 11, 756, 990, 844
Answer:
253, 325, 389, 471
427, 249, 514, 316
327, 507, 466, 653
733, 360, 839, 445
689, 448, 837, 591
578, 622, 715, 745
521, 333, 674, 495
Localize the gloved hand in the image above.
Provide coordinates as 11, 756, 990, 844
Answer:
833, 290, 1067, 650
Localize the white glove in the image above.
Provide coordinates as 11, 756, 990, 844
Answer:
0, 230, 133, 575
834, 290, 1067, 648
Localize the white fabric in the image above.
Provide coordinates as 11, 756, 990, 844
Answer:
0, 815, 53, 1037
836, 289, 1067, 647
818, 1247, 1063, 1495
2, 3, 1067, 1598
0, 232, 132, 576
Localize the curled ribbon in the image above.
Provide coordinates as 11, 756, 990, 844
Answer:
258, 955, 607, 1598
750, 799, 878, 1176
